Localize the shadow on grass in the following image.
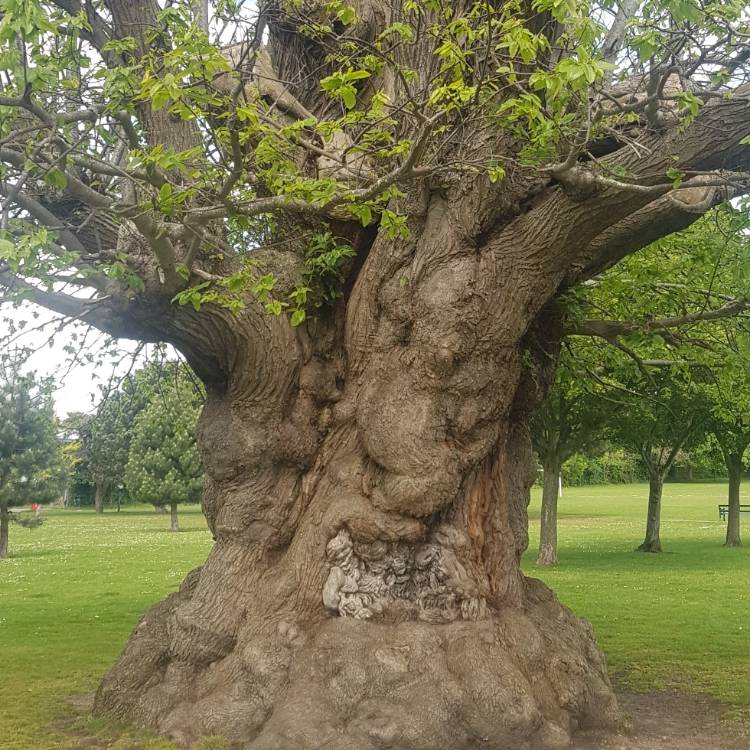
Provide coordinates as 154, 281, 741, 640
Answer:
134, 526, 210, 535
525, 539, 749, 573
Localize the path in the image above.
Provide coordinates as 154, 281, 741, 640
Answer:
574, 691, 750, 750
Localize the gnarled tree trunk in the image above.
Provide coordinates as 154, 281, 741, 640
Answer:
537, 456, 562, 566
95, 210, 621, 749
725, 454, 743, 548
637, 473, 664, 553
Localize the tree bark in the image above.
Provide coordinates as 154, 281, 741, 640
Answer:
95, 214, 620, 749
637, 472, 664, 553
94, 479, 105, 514
170, 503, 179, 532
537, 455, 561, 566
725, 454, 743, 548
0, 500, 9, 560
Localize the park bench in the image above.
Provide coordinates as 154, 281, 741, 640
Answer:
718, 504, 750, 520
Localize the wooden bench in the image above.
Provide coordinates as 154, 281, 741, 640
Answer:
718, 504, 750, 520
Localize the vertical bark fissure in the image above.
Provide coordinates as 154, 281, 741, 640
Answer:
725, 454, 743, 548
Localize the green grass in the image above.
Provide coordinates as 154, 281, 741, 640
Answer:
526, 482, 750, 709
1, 484, 749, 748
0, 505, 213, 750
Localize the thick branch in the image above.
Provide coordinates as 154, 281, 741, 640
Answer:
601, 0, 640, 68
490, 88, 750, 306
563, 187, 724, 284
566, 299, 750, 340
0, 269, 94, 319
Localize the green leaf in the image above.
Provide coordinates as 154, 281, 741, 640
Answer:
341, 87, 357, 109
337, 6, 357, 25
290, 308, 306, 326
0, 238, 16, 258
488, 165, 506, 184
45, 168, 67, 189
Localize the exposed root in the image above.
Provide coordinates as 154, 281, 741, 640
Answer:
95, 577, 620, 749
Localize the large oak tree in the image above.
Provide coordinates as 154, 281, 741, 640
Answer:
1, 0, 750, 747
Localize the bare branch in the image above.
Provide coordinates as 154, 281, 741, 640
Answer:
567, 298, 750, 339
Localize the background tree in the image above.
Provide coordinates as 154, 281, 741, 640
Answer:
695, 324, 750, 547
1, 0, 750, 746
59, 412, 90, 506
80, 391, 138, 513
608, 369, 705, 552
567, 206, 750, 551
125, 375, 203, 531
78, 355, 198, 512
531, 344, 612, 565
0, 355, 64, 559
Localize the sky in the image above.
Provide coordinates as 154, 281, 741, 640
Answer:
2, 302, 144, 418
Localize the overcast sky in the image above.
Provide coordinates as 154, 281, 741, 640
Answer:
2, 302, 145, 418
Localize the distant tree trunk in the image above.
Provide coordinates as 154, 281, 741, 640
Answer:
637, 472, 664, 552
170, 503, 179, 532
94, 479, 105, 514
0, 499, 8, 560
156, 505, 167, 514
725, 454, 743, 547
537, 455, 561, 565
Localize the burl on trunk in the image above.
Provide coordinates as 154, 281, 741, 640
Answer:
95, 197, 619, 749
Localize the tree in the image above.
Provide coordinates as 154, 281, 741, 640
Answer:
567, 206, 750, 551
1, 0, 750, 745
713, 421, 749, 548
0, 356, 64, 559
531, 345, 612, 565
79, 356, 193, 512
696, 324, 750, 547
76, 396, 132, 513
607, 368, 706, 552
125, 377, 203, 531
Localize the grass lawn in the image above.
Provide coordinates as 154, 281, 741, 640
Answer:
0, 505, 213, 750
1, 484, 748, 748
526, 482, 750, 712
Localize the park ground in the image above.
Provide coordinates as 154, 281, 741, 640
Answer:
1, 483, 749, 749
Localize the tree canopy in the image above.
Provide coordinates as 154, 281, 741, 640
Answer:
124, 369, 203, 528
0, 354, 64, 558
0, 0, 749, 353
